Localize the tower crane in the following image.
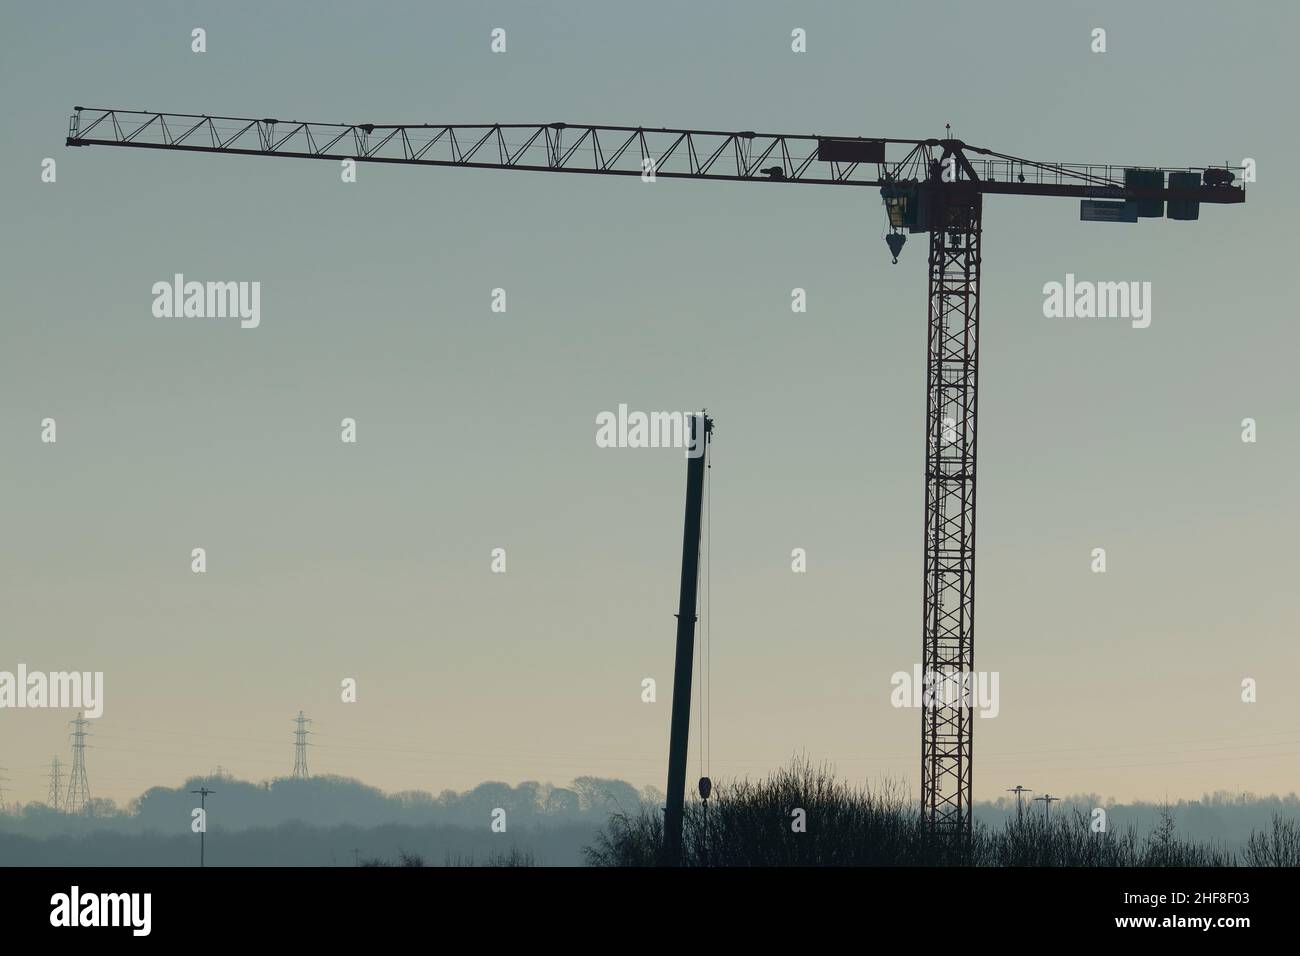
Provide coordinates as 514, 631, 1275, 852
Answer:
66, 106, 1246, 846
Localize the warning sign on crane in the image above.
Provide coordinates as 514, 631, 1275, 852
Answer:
1080, 200, 1138, 223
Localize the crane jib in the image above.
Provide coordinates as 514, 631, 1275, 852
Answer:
63, 108, 1245, 204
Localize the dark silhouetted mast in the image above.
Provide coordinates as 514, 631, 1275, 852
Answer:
664, 412, 711, 865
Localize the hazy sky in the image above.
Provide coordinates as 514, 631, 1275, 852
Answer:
2, 1, 1297, 810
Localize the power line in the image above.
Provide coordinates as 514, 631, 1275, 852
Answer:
86, 721, 1300, 767
12, 712, 1296, 809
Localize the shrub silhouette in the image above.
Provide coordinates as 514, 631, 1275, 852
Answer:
586, 758, 1252, 867
1243, 814, 1300, 867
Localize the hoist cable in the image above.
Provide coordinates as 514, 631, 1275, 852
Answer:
706, 445, 712, 778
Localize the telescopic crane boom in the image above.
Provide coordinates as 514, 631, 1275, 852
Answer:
664, 413, 711, 866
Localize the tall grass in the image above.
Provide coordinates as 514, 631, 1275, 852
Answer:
359, 847, 537, 867
586, 758, 1287, 867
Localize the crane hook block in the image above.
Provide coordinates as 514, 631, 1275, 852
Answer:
698, 776, 712, 800
886, 232, 907, 264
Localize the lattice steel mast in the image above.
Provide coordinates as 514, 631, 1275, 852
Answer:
920, 192, 982, 839
292, 711, 312, 780
65, 712, 91, 813
47, 756, 63, 811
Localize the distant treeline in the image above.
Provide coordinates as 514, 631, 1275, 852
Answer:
3, 770, 1294, 846
2, 766, 1297, 866
975, 790, 1300, 852
0, 772, 657, 838
0, 820, 594, 866
0, 773, 641, 865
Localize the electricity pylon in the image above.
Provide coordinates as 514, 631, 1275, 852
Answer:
47, 756, 63, 811
65, 712, 92, 813
292, 711, 312, 780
